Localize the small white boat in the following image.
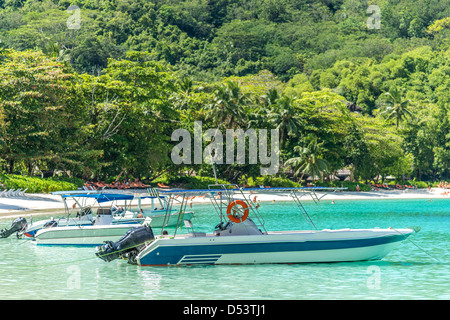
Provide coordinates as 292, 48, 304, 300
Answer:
20, 214, 93, 238
1, 208, 94, 240
34, 189, 193, 246
35, 223, 140, 246
17, 192, 133, 239
96, 185, 417, 266
34, 206, 138, 246
55, 190, 193, 228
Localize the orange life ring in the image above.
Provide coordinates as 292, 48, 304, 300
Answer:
226, 200, 249, 223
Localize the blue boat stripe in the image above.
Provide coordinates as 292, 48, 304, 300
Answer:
182, 255, 222, 259
181, 257, 219, 260
181, 260, 219, 263
179, 255, 222, 263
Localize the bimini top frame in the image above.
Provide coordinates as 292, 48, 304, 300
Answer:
51, 190, 167, 223
155, 185, 346, 234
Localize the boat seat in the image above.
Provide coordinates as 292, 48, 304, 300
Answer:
97, 208, 112, 215
123, 211, 135, 218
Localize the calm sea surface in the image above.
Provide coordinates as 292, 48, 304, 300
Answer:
0, 198, 448, 300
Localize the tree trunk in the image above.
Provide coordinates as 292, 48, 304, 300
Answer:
298, 172, 305, 184
115, 168, 126, 182
27, 161, 33, 176
8, 159, 14, 174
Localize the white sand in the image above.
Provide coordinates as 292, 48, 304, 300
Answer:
0, 188, 448, 219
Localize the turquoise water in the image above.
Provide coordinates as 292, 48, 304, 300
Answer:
0, 198, 449, 300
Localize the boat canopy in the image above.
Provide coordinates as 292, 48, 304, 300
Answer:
52, 191, 163, 203
156, 185, 346, 233
158, 186, 345, 195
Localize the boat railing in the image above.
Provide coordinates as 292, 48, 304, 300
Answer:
289, 191, 317, 230
156, 185, 346, 236
206, 184, 267, 233
233, 187, 267, 232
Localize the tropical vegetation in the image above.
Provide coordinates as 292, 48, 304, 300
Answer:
0, 0, 449, 192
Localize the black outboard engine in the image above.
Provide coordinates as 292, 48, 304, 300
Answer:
96, 225, 154, 264
0, 217, 27, 238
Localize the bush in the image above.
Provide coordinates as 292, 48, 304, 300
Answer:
408, 180, 429, 188
244, 176, 302, 188
0, 174, 79, 193
179, 176, 231, 189
155, 176, 230, 189
314, 180, 372, 191
52, 176, 85, 187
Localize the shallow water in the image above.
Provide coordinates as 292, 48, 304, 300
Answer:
0, 198, 448, 300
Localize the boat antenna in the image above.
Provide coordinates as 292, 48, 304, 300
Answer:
208, 131, 219, 184
212, 161, 218, 184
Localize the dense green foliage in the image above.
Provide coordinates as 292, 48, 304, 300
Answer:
0, 174, 80, 192
1, 0, 449, 79
0, 0, 450, 192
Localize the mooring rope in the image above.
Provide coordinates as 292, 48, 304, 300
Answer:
12, 239, 152, 268
393, 227, 442, 263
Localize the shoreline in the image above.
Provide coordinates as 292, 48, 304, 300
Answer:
1, 188, 449, 220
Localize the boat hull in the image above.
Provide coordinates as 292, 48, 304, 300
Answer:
34, 224, 138, 246
22, 219, 93, 238
137, 228, 413, 266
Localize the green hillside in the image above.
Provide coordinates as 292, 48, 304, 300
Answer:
0, 0, 449, 188
2, 0, 450, 79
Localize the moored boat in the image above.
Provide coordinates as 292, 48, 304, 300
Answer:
136, 224, 413, 266
34, 206, 139, 246
34, 189, 193, 246
19, 211, 94, 239
96, 185, 417, 265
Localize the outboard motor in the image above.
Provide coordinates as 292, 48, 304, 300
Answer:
96, 225, 155, 264
0, 217, 27, 238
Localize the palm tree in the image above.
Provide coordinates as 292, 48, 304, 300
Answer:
170, 77, 194, 110
267, 94, 304, 148
285, 134, 330, 183
379, 87, 413, 128
260, 88, 279, 107
205, 80, 249, 129
179, 77, 194, 95
247, 88, 279, 130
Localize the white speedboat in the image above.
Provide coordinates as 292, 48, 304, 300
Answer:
17, 192, 135, 240
96, 185, 417, 266
35, 223, 140, 246
1, 189, 193, 242
20, 213, 93, 238
34, 190, 192, 246
34, 205, 139, 246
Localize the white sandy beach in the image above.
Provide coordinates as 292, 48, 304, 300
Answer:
0, 187, 449, 219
